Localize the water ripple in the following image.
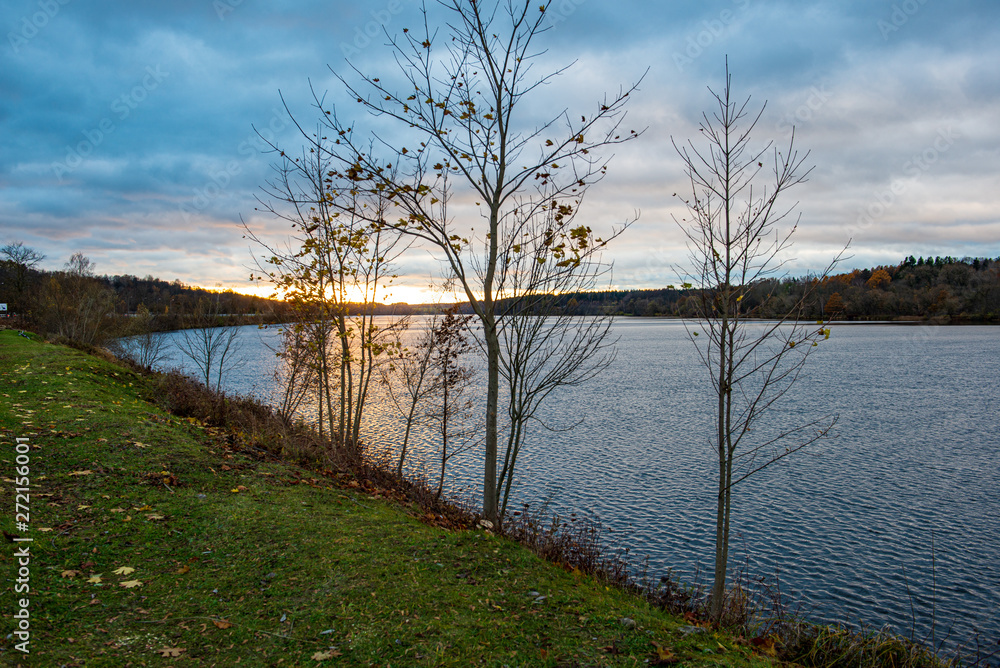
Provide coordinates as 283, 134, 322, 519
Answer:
154, 320, 1000, 660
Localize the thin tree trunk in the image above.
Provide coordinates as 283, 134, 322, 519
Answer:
437, 381, 449, 498
483, 316, 500, 523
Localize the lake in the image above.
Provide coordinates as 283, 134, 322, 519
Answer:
153, 319, 1000, 660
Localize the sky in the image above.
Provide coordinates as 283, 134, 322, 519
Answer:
2, 0, 999, 303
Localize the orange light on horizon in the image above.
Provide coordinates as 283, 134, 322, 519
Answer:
194, 282, 460, 306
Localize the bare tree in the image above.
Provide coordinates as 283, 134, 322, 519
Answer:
246, 130, 408, 447
0, 241, 45, 317
313, 0, 642, 521
111, 304, 168, 370
270, 324, 320, 423
176, 295, 243, 393
429, 305, 477, 498
494, 207, 619, 518
673, 63, 846, 620
381, 313, 440, 477
40, 252, 117, 345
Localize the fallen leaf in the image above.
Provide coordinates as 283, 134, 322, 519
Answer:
134, 505, 152, 511
61, 570, 81, 578
110, 508, 126, 513
212, 619, 233, 629
312, 650, 342, 660
157, 647, 184, 657
100, 494, 110, 499
653, 641, 678, 663
120, 580, 143, 589
38, 527, 53, 532
89, 598, 101, 606
750, 635, 777, 656
77, 505, 91, 510
113, 567, 135, 576
69, 470, 92, 476
175, 565, 190, 575
146, 514, 165, 521
87, 574, 103, 584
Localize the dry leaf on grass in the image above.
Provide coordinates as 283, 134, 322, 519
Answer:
60, 570, 80, 578
69, 470, 92, 476
157, 647, 185, 657
212, 619, 233, 629
312, 649, 343, 660
113, 566, 135, 575
120, 580, 143, 589
87, 574, 103, 584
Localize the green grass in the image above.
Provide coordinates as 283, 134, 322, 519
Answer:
0, 330, 779, 667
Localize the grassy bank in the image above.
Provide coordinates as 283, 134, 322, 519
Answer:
0, 330, 781, 667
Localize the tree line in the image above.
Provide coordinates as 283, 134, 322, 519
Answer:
548, 255, 1000, 322
0, 243, 288, 340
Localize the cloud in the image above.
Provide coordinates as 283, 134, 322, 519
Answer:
2, 0, 999, 297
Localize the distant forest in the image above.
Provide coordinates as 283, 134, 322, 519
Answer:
550, 255, 1000, 322
3, 249, 999, 344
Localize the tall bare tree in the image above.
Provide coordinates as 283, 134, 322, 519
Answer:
673, 64, 846, 620
312, 0, 643, 521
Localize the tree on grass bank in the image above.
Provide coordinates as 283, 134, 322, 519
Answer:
310, 0, 643, 522
672, 63, 846, 621
40, 253, 118, 346
246, 131, 409, 448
